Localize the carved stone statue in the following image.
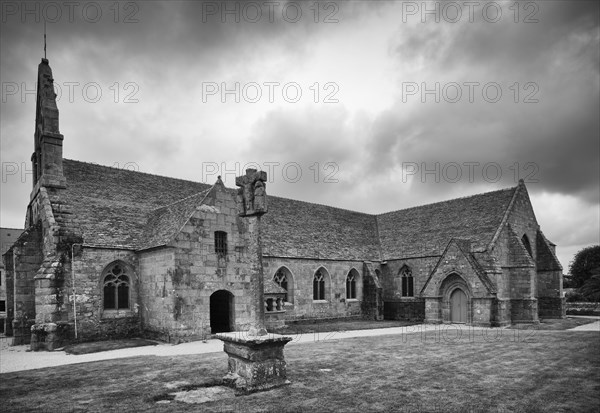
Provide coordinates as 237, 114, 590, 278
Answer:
235, 169, 267, 216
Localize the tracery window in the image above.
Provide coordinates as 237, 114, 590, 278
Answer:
274, 269, 289, 302
346, 271, 357, 299
103, 264, 130, 310
313, 270, 325, 300
400, 266, 414, 297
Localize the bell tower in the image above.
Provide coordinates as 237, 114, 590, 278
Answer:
31, 57, 66, 194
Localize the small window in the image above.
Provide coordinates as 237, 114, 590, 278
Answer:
215, 231, 228, 256
274, 269, 289, 302
0, 300, 6, 312
400, 266, 414, 297
313, 270, 325, 300
521, 234, 532, 257
346, 271, 357, 299
103, 264, 130, 310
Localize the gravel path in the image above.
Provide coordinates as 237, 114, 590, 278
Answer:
1, 321, 598, 374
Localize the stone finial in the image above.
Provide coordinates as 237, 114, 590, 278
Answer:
235, 169, 267, 216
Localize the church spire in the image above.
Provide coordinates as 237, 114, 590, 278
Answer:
32, 57, 66, 191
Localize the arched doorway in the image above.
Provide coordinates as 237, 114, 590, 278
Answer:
450, 289, 467, 323
210, 290, 234, 333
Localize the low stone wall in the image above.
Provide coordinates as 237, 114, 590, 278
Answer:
538, 297, 566, 318
77, 316, 141, 342
383, 299, 425, 321
566, 302, 600, 316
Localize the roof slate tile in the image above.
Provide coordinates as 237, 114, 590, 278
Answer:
61, 159, 519, 260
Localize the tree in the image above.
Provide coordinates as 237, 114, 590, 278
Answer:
569, 245, 600, 288
579, 275, 600, 302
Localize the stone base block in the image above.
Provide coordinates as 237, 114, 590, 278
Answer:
217, 332, 292, 394
510, 299, 539, 323
30, 321, 73, 351
12, 319, 35, 345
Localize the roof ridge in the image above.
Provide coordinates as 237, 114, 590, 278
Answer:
270, 194, 377, 217
377, 185, 518, 217
64, 158, 207, 187
64, 159, 518, 219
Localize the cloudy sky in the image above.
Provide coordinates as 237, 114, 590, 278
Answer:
1, 0, 598, 269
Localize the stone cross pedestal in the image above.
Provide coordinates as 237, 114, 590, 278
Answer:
217, 168, 292, 394
218, 332, 292, 393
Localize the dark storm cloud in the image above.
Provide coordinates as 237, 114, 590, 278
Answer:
370, 0, 600, 203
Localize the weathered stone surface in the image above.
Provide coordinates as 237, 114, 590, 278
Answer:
217, 332, 292, 393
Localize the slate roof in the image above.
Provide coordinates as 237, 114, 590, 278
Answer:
62, 160, 210, 248
262, 196, 380, 261
1, 228, 24, 256
376, 187, 517, 260
61, 159, 519, 260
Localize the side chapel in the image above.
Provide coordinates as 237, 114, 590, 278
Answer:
2, 59, 564, 348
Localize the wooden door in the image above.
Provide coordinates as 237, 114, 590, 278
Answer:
450, 289, 467, 323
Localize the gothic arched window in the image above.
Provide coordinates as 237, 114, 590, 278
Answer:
400, 266, 414, 297
103, 263, 130, 310
346, 270, 357, 299
313, 269, 326, 300
273, 267, 294, 303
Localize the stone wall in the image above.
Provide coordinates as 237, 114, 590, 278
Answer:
379, 257, 435, 322
536, 232, 563, 318
137, 184, 260, 340
384, 298, 425, 321
538, 296, 566, 318
381, 257, 438, 300
70, 247, 140, 341
262, 257, 364, 321
138, 248, 180, 339
168, 186, 255, 338
4, 226, 43, 344
494, 220, 539, 323
565, 302, 600, 316
504, 185, 539, 264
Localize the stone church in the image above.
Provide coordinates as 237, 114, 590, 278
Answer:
3, 58, 564, 348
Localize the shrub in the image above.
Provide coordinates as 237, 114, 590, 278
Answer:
565, 291, 587, 302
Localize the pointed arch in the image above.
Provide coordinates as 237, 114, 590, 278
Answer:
313, 267, 330, 301
101, 260, 134, 311
438, 271, 472, 324
346, 268, 360, 299
399, 265, 414, 297
273, 266, 294, 303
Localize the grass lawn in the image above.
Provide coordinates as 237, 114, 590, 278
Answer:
1, 330, 598, 412
509, 317, 599, 331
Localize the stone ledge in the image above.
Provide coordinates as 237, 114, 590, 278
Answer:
216, 331, 292, 346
